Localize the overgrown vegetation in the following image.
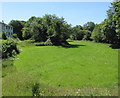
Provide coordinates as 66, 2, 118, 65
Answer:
9, 20, 26, 40
2, 39, 20, 59
91, 2, 120, 47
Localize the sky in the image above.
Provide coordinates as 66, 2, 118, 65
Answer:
1, 2, 112, 26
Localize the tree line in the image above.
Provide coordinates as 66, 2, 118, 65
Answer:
4, 1, 119, 47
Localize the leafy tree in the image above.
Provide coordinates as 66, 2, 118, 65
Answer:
83, 22, 95, 32
20, 21, 26, 26
91, 24, 104, 42
9, 20, 25, 40
22, 16, 37, 40
70, 25, 84, 40
100, 2, 119, 44
91, 1, 120, 45
82, 30, 91, 40
70, 25, 92, 41
112, 1, 120, 44
101, 19, 117, 43
23, 14, 71, 45
42, 14, 71, 45
75, 25, 83, 30
30, 17, 47, 42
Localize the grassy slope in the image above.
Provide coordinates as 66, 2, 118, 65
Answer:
2, 41, 118, 96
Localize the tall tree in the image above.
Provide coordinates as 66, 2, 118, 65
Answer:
70, 25, 84, 40
22, 16, 37, 40
30, 17, 47, 42
42, 14, 71, 45
100, 2, 119, 44
9, 20, 25, 40
112, 1, 120, 44
83, 22, 95, 32
91, 24, 104, 42
22, 14, 71, 45
91, 1, 120, 45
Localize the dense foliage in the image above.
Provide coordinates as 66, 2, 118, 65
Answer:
22, 16, 37, 40
70, 2, 119, 46
83, 22, 95, 32
91, 1, 120, 46
22, 14, 72, 45
91, 24, 103, 42
8, 1, 119, 47
9, 20, 26, 40
70, 25, 83, 40
70, 23, 94, 41
2, 39, 20, 58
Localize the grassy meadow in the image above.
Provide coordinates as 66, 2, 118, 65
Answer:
2, 40, 118, 96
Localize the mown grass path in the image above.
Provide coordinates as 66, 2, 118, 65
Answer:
2, 41, 118, 96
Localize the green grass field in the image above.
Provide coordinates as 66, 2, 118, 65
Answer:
2, 40, 118, 96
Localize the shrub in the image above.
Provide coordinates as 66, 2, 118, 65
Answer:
2, 32, 7, 40
2, 39, 20, 59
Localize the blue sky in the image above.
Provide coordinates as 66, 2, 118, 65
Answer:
1, 2, 111, 26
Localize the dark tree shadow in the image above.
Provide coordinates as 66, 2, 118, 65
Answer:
35, 43, 86, 48
109, 44, 120, 49
35, 44, 45, 46
60, 44, 86, 48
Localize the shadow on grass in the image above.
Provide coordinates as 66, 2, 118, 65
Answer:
109, 44, 120, 49
34, 41, 86, 48
35, 44, 86, 48
60, 44, 86, 48
35, 44, 45, 46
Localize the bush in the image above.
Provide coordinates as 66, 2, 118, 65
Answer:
2, 39, 20, 59
2, 32, 7, 40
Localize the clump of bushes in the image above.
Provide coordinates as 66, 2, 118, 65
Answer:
2, 39, 20, 59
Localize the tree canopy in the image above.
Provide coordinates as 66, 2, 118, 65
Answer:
91, 1, 120, 46
9, 20, 26, 40
8, 1, 120, 47
83, 22, 95, 32
22, 14, 72, 45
